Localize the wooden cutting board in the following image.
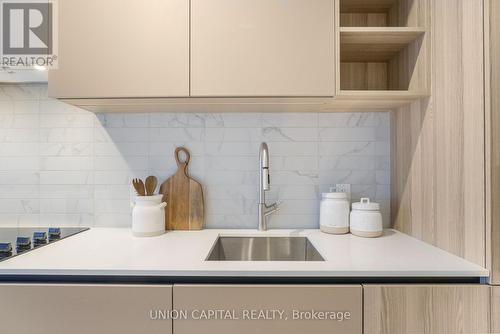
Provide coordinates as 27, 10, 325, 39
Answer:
159, 147, 204, 230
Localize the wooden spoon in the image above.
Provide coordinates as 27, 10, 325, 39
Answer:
145, 176, 158, 196
132, 178, 145, 196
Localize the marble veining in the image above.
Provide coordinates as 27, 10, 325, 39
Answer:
0, 84, 391, 229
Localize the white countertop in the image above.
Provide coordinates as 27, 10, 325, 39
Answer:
0, 228, 488, 277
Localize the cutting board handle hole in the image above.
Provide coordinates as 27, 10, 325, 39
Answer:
175, 147, 191, 166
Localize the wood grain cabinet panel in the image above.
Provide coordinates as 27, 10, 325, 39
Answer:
493, 287, 500, 333
0, 284, 173, 334
49, 0, 189, 98
488, 0, 500, 285
190, 0, 335, 97
173, 284, 362, 334
363, 285, 490, 334
392, 0, 485, 266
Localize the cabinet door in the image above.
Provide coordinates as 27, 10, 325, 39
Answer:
173, 284, 362, 334
49, 0, 189, 98
363, 285, 490, 334
191, 0, 335, 97
0, 284, 173, 334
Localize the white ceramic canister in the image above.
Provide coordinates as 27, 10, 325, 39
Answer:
350, 198, 383, 238
132, 195, 167, 237
319, 191, 350, 234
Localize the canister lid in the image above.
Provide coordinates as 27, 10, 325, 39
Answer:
322, 192, 349, 200
352, 198, 380, 211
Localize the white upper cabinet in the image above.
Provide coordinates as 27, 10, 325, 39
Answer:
49, 0, 189, 98
190, 0, 335, 97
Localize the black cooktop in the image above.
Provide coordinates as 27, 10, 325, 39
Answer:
0, 227, 89, 262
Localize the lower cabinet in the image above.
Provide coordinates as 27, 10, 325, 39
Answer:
363, 285, 491, 334
0, 284, 173, 334
173, 284, 362, 334
0, 283, 492, 334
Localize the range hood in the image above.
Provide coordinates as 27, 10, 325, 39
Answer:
0, 67, 48, 83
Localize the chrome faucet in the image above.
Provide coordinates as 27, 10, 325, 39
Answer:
258, 142, 279, 231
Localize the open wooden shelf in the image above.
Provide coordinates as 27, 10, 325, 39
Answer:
337, 0, 429, 94
340, 27, 425, 62
340, 0, 396, 13
340, 0, 422, 27
340, 27, 425, 44
339, 26, 426, 91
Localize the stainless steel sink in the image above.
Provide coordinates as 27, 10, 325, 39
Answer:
206, 236, 324, 261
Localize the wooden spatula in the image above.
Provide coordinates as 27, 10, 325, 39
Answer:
145, 176, 158, 196
159, 147, 204, 230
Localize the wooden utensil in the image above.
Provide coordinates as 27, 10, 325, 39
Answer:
145, 176, 158, 196
132, 178, 146, 196
159, 147, 204, 230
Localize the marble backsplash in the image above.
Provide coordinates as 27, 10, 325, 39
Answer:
0, 84, 391, 229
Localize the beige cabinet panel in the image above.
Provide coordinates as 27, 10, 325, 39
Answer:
191, 0, 335, 97
173, 284, 362, 334
364, 285, 490, 334
49, 0, 189, 98
0, 284, 172, 334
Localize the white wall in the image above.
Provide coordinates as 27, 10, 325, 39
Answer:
0, 84, 391, 229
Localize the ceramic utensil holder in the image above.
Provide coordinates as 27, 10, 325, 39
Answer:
132, 195, 167, 237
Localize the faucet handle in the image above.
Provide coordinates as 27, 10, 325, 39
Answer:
265, 203, 275, 210
265, 200, 281, 213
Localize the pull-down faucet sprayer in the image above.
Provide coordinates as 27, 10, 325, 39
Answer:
258, 143, 279, 231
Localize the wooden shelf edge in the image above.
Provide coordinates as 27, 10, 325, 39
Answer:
337, 90, 429, 100
340, 27, 426, 45
340, 27, 426, 33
